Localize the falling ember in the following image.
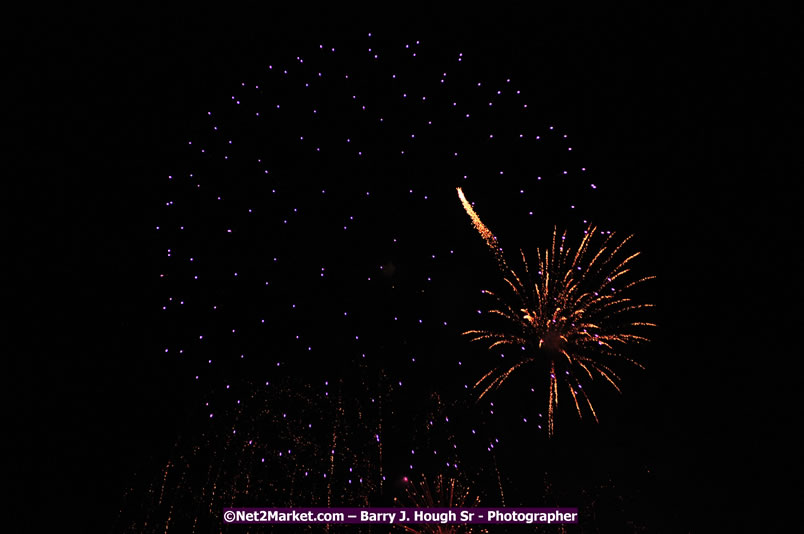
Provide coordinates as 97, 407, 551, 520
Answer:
458, 189, 656, 437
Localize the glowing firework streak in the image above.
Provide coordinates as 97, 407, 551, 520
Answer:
457, 187, 508, 271
458, 189, 655, 436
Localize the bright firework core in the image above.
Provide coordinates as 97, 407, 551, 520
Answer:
537, 329, 565, 354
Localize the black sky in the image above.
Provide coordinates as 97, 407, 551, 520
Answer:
10, 6, 798, 532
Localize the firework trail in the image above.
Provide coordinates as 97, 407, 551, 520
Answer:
458, 188, 655, 436
456, 187, 508, 272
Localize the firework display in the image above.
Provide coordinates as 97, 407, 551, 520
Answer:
458, 187, 655, 436
19, 8, 781, 532
115, 29, 658, 532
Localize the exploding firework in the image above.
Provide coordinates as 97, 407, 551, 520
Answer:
457, 188, 655, 436
394, 473, 484, 534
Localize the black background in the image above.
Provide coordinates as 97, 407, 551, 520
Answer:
9, 6, 798, 532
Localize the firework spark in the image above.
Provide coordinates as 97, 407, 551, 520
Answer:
458, 188, 655, 436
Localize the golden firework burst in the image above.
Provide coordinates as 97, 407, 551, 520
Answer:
458, 188, 655, 436
395, 474, 483, 534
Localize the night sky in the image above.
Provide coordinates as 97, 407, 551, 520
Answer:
11, 7, 797, 533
